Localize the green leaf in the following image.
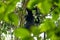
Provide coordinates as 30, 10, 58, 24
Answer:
50, 34, 60, 40
3, 14, 10, 23
46, 30, 55, 38
4, 12, 19, 26
8, 13, 19, 26
46, 26, 60, 39
0, 2, 6, 20
50, 27, 60, 40
58, 3, 60, 8
37, 0, 52, 14
5, 0, 20, 14
52, 8, 59, 21
30, 26, 40, 36
4, 0, 12, 4
27, 0, 40, 9
14, 28, 30, 39
0, 2, 6, 13
22, 36, 34, 40
39, 19, 56, 32
0, 0, 20, 21
0, 13, 4, 21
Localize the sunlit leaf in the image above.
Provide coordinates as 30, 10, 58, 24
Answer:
37, 0, 52, 14
39, 19, 56, 32
30, 26, 40, 36
0, 2, 6, 13
27, 0, 40, 9
8, 13, 19, 26
14, 28, 30, 39
3, 14, 10, 23
5, 0, 20, 14
4, 12, 19, 26
52, 8, 59, 21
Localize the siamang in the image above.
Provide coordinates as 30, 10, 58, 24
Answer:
25, 7, 40, 29
25, 8, 34, 29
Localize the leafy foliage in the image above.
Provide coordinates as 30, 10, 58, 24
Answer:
8, 13, 19, 26
38, 0, 52, 14
0, 0, 60, 40
14, 28, 30, 39
30, 26, 40, 36
52, 8, 59, 21
39, 19, 56, 32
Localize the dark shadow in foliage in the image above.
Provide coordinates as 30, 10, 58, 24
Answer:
33, 7, 40, 25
